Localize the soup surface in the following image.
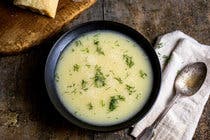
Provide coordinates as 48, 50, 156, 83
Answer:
55, 31, 153, 126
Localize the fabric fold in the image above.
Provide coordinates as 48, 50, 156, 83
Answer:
131, 31, 210, 140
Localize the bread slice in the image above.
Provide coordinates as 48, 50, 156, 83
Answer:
13, 0, 59, 18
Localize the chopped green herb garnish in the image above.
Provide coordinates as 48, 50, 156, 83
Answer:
156, 42, 163, 49
136, 92, 142, 99
118, 95, 125, 100
139, 70, 147, 79
114, 40, 120, 47
177, 70, 181, 75
75, 40, 82, 47
109, 95, 125, 111
94, 39, 99, 45
85, 64, 91, 68
109, 70, 115, 76
73, 64, 80, 72
72, 49, 75, 52
81, 48, 89, 53
162, 55, 170, 64
105, 87, 111, 90
123, 54, 134, 68
93, 39, 105, 55
100, 100, 105, 107
126, 84, 136, 95
81, 80, 88, 91
67, 83, 76, 88
54, 73, 59, 82
109, 98, 118, 111
87, 103, 93, 110
94, 65, 106, 88
96, 46, 105, 55
162, 55, 169, 59
105, 74, 110, 77
114, 77, 123, 84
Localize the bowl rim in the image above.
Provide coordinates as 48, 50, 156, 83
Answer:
45, 20, 161, 131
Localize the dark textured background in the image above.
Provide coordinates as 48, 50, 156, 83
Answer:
0, 0, 209, 139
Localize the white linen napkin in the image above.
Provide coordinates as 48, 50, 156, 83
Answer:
131, 31, 210, 140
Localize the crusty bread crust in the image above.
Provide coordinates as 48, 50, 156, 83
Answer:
0, 0, 96, 54
13, 0, 59, 18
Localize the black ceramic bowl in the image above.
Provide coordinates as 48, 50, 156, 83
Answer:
45, 21, 161, 131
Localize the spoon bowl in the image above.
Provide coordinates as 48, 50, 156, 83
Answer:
175, 62, 207, 96
137, 62, 207, 140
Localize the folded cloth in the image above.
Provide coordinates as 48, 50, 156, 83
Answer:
131, 31, 210, 140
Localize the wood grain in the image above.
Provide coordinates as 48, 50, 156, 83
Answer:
0, 0, 209, 139
0, 0, 96, 54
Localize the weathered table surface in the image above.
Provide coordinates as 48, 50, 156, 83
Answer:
0, 0, 209, 139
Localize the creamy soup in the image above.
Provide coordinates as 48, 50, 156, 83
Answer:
55, 31, 153, 126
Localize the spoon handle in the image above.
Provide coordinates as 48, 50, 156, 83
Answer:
136, 126, 154, 140
152, 93, 180, 128
136, 93, 180, 140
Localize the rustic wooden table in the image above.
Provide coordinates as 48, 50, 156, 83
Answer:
0, 0, 209, 139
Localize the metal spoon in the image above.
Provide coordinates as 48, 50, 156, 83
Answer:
136, 62, 207, 140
